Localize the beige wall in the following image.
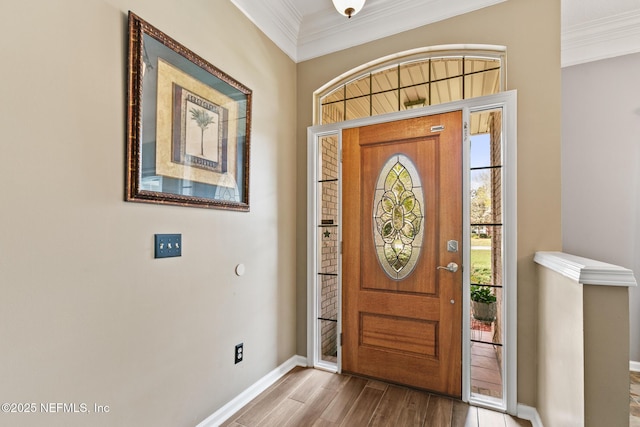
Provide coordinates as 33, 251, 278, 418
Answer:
296, 0, 562, 406
537, 266, 584, 426
0, 1, 297, 426
536, 263, 631, 426
584, 285, 630, 426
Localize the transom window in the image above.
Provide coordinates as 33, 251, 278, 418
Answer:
315, 49, 505, 125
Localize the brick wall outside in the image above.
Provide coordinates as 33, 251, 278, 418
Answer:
489, 111, 504, 366
320, 135, 339, 361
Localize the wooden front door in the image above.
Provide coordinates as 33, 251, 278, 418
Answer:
342, 111, 463, 397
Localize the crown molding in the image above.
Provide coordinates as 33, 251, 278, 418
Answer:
562, 9, 640, 67
230, 0, 640, 66
231, 0, 505, 63
297, 0, 505, 62
230, 0, 302, 62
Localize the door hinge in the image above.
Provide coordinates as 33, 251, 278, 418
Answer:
340, 241, 343, 254
339, 332, 343, 346
340, 149, 343, 162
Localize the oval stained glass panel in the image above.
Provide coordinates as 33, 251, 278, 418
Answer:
373, 154, 425, 280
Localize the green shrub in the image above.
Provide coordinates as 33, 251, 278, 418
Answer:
470, 285, 496, 303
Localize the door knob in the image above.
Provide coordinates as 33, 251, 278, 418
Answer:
437, 262, 458, 273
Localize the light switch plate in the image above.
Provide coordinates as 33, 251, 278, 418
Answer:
154, 234, 182, 258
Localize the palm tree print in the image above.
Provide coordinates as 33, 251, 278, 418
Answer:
189, 107, 215, 156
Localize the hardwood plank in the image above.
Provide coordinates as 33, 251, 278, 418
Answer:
321, 370, 351, 392
452, 399, 478, 427
228, 366, 304, 418
504, 414, 532, 427
395, 388, 430, 426
258, 398, 304, 427
234, 367, 313, 426
369, 385, 409, 427
317, 376, 368, 423
284, 384, 340, 427
290, 368, 337, 403
366, 379, 389, 391
423, 394, 453, 427
221, 411, 248, 427
339, 386, 384, 426
477, 407, 506, 427
312, 419, 339, 427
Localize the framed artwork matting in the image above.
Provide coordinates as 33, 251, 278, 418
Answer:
126, 11, 251, 210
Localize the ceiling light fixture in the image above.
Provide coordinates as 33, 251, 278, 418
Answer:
332, 0, 366, 18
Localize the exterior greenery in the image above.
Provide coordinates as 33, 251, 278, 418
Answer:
471, 265, 491, 285
470, 285, 497, 303
471, 285, 497, 322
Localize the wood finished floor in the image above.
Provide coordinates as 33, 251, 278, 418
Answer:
631, 371, 640, 426
221, 367, 532, 427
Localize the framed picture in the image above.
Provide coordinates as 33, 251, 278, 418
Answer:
126, 12, 251, 210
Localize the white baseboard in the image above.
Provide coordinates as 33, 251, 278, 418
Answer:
630, 360, 640, 372
196, 355, 308, 427
517, 404, 543, 427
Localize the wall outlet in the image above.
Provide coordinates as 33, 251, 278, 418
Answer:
235, 343, 244, 364
154, 234, 182, 258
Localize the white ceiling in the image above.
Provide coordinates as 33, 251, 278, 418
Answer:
230, 0, 640, 66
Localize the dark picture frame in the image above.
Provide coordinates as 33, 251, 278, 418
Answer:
126, 12, 251, 210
